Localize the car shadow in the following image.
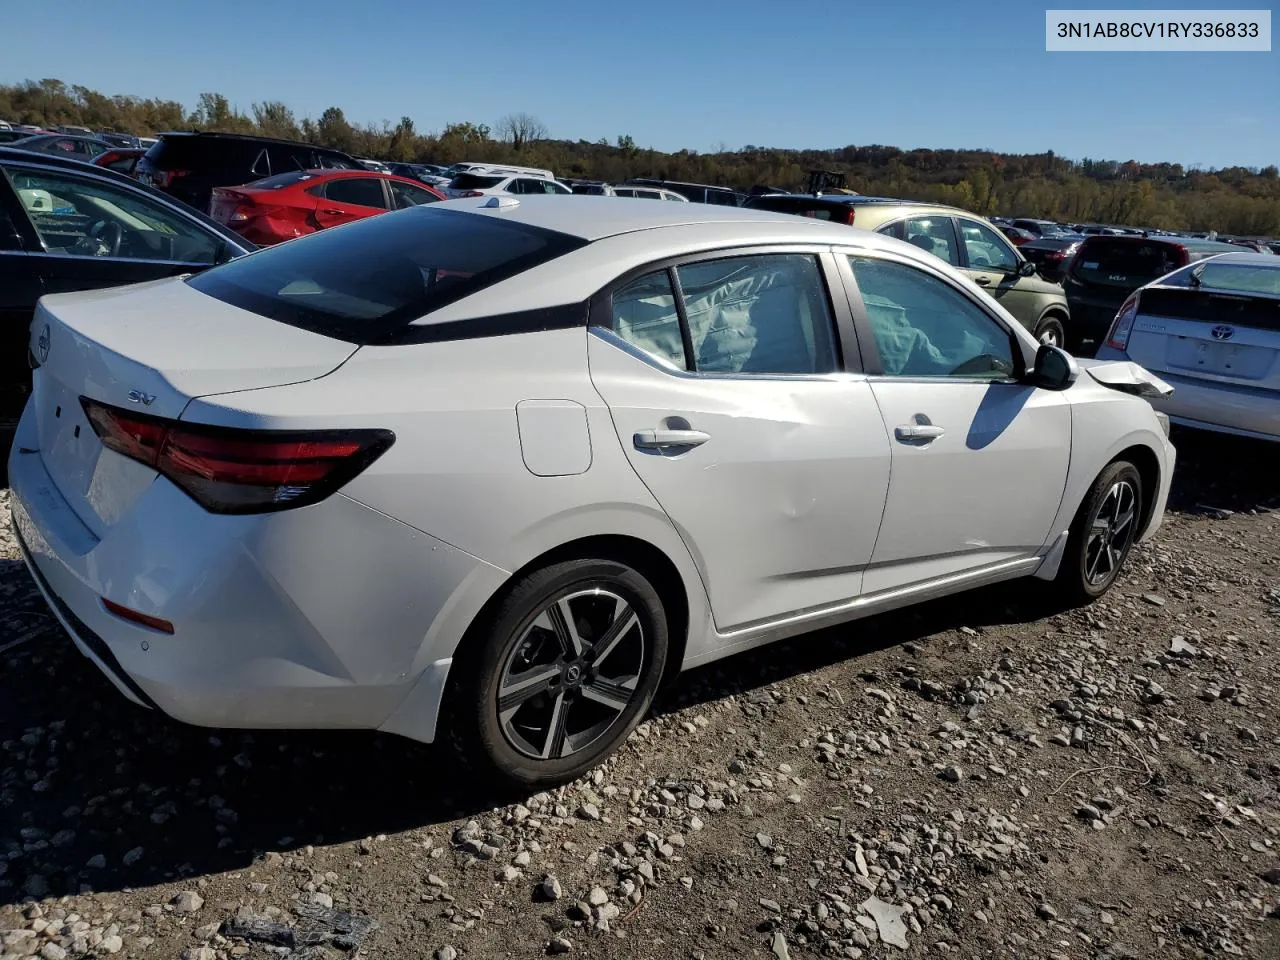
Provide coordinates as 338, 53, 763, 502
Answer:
0, 562, 1063, 907
0, 426, 1269, 905
1164, 426, 1280, 515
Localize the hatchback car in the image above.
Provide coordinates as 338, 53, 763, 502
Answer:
1096, 252, 1279, 442
746, 196, 1072, 347
1063, 234, 1246, 348
209, 170, 444, 245
10, 197, 1174, 788
0, 147, 252, 437
136, 132, 362, 213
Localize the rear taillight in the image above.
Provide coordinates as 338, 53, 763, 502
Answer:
147, 168, 190, 189
81, 399, 394, 514
841, 209, 856, 226
1104, 292, 1141, 352
460, 190, 484, 198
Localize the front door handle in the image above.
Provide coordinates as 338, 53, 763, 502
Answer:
633, 428, 711, 450
973, 276, 992, 286
894, 424, 946, 443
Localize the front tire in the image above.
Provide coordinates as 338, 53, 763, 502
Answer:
446, 559, 669, 789
1054, 460, 1143, 605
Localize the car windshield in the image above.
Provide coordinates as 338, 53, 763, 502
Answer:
186, 207, 586, 343
1171, 261, 1280, 296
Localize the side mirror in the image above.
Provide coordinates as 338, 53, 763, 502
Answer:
1018, 260, 1037, 277
1027, 344, 1079, 391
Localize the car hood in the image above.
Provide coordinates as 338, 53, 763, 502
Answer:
1077, 358, 1173, 399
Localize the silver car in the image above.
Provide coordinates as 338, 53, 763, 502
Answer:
1095, 252, 1280, 442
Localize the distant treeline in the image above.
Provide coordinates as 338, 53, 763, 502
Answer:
4, 78, 1278, 235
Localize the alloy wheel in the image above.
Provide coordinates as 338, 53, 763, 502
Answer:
1084, 480, 1137, 586
1039, 326, 1062, 347
496, 588, 645, 760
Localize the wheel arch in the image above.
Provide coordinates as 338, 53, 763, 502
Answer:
483, 534, 692, 690
1113, 441, 1163, 538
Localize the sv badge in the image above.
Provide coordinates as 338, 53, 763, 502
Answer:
127, 389, 157, 406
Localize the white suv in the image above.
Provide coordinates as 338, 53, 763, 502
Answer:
446, 172, 573, 199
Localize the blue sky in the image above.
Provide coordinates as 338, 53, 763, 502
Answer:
5, 0, 1276, 168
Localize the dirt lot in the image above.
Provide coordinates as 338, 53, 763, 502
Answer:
1, 429, 1277, 960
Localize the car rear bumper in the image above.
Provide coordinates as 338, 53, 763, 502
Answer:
7, 405, 508, 740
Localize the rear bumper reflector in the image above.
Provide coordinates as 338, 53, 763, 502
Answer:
14, 523, 161, 711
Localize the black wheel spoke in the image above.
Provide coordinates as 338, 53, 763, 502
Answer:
580, 674, 638, 713
497, 664, 560, 715
587, 603, 639, 668
546, 600, 586, 658
540, 692, 570, 759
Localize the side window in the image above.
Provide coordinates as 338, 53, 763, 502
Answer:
877, 220, 906, 241
389, 180, 440, 209
959, 218, 1018, 272
848, 256, 1016, 379
249, 149, 271, 179
7, 168, 222, 264
324, 177, 387, 209
611, 270, 688, 370
676, 254, 838, 375
900, 216, 960, 266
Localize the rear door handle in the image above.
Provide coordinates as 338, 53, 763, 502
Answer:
894, 424, 946, 443
633, 428, 711, 450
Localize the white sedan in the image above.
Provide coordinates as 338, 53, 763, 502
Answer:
9, 197, 1175, 788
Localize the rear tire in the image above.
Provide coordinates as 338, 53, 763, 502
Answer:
445, 559, 668, 790
1054, 460, 1143, 605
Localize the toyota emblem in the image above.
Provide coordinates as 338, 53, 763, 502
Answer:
1210, 325, 1234, 341
35, 323, 50, 365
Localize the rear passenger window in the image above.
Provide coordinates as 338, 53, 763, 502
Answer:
325, 177, 387, 209
609, 255, 839, 376
677, 255, 837, 374
611, 271, 688, 370
898, 217, 960, 267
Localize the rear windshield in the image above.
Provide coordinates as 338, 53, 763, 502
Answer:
244, 171, 317, 189
144, 136, 256, 171
186, 207, 586, 343
450, 173, 504, 190
1072, 239, 1185, 285
1165, 261, 1280, 296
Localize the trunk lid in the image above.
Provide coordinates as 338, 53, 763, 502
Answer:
28, 276, 357, 535
1125, 286, 1280, 389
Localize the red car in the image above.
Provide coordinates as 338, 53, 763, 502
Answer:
999, 225, 1037, 246
92, 147, 146, 176
209, 169, 445, 245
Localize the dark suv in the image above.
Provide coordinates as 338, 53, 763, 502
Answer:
136, 132, 361, 213
1063, 234, 1245, 348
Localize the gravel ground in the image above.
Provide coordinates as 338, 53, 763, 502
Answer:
1, 428, 1278, 960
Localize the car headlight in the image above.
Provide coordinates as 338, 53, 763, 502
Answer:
1154, 411, 1170, 438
